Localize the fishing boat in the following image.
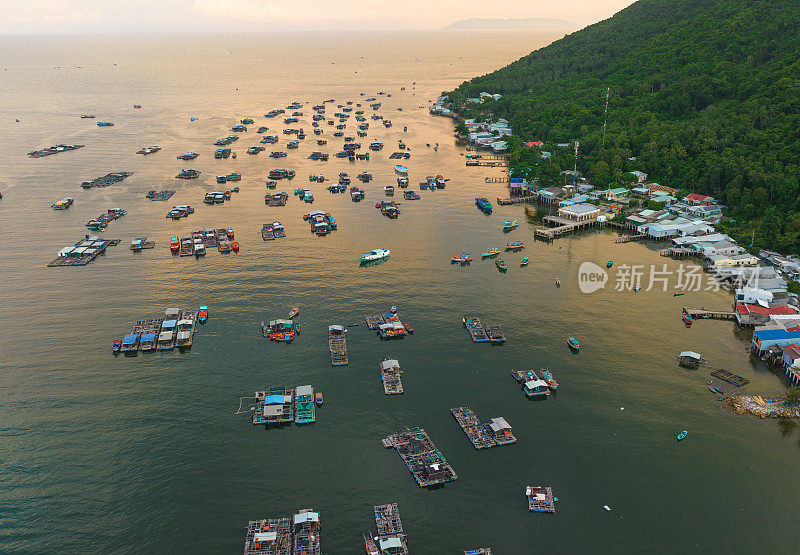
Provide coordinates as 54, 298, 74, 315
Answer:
475, 197, 493, 214
607, 260, 613, 268
682, 312, 693, 325
226, 227, 234, 239
505, 241, 524, 251
541, 369, 558, 390
567, 337, 580, 351
288, 307, 300, 319
673, 291, 685, 297
713, 385, 724, 395
450, 253, 471, 264
359, 248, 390, 263
364, 534, 379, 555
707, 384, 716, 393
404, 323, 414, 334
555, 278, 561, 287
231, 241, 239, 251
393, 164, 408, 175
503, 220, 519, 232
112, 339, 121, 353
315, 392, 324, 406
496, 258, 508, 272
169, 236, 180, 253
198, 306, 208, 323
481, 248, 500, 258
521, 256, 529, 267
677, 430, 688, 441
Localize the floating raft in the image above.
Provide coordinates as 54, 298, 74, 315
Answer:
27, 144, 84, 158
373, 503, 409, 555
294, 385, 316, 424
463, 316, 488, 342
252, 387, 294, 425
527, 485, 556, 513
380, 359, 404, 395
146, 189, 175, 201
81, 171, 133, 189
465, 550, 493, 555
244, 517, 292, 555
451, 407, 516, 449
711, 369, 750, 387
382, 427, 457, 487
329, 325, 348, 366
48, 237, 121, 267
365, 315, 385, 330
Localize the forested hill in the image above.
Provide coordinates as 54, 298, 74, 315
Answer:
447, 0, 800, 253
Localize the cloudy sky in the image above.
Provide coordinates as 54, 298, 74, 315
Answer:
0, 0, 637, 34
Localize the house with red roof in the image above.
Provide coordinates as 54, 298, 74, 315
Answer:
684, 193, 715, 205
736, 303, 799, 327
525, 141, 543, 147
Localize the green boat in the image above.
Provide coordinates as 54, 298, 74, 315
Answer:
567, 337, 580, 351
503, 220, 519, 232
496, 258, 508, 272
677, 430, 688, 441
294, 385, 316, 424
673, 291, 685, 297
607, 260, 613, 268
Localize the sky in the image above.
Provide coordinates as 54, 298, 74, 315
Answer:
0, 0, 637, 34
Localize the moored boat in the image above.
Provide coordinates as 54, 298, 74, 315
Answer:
289, 307, 300, 318
567, 336, 580, 351
481, 248, 500, 258
503, 220, 519, 231
541, 369, 558, 390
198, 306, 208, 323
682, 312, 693, 325
496, 258, 508, 271
393, 164, 408, 175
521, 256, 529, 266
360, 248, 390, 263
315, 392, 324, 406
475, 197, 493, 214
231, 241, 239, 251
505, 241, 524, 250
112, 339, 121, 353
450, 253, 472, 264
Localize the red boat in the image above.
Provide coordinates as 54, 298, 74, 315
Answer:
226, 227, 234, 239
404, 323, 414, 334
112, 339, 121, 353
231, 241, 239, 251
169, 236, 180, 252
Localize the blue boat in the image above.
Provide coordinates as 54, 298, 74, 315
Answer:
677, 430, 688, 441
607, 260, 613, 268
521, 256, 529, 267
475, 197, 493, 214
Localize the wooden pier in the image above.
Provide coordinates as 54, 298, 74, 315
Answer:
527, 485, 556, 513
373, 503, 409, 555
485, 177, 510, 184
684, 307, 736, 320
382, 427, 458, 487
613, 233, 647, 243
380, 359, 404, 394
244, 517, 292, 555
660, 247, 699, 258
711, 369, 750, 387
451, 407, 516, 449
535, 216, 602, 240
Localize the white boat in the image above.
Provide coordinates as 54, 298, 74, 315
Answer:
394, 164, 408, 175
359, 248, 390, 263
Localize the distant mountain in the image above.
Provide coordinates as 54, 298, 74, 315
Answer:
444, 18, 576, 30
447, 0, 800, 254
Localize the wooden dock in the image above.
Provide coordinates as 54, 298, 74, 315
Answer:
485, 177, 510, 183
244, 517, 292, 555
613, 233, 647, 243
382, 427, 458, 487
451, 407, 516, 449
466, 160, 508, 167
534, 216, 602, 240
527, 486, 556, 513
660, 247, 699, 258
684, 307, 736, 320
380, 359, 404, 394
711, 369, 750, 387
373, 503, 409, 555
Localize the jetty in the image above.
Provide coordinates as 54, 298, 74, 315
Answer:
27, 144, 84, 158
329, 325, 348, 365
380, 359, 404, 394
451, 407, 516, 449
683, 307, 736, 320
526, 485, 556, 514
534, 216, 603, 240
373, 503, 409, 555
48, 236, 120, 267
613, 233, 647, 243
711, 369, 750, 387
660, 247, 700, 258
382, 427, 457, 487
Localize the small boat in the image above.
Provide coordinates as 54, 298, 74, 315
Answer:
394, 164, 408, 175
404, 323, 414, 334
496, 258, 508, 271
226, 227, 234, 239
541, 369, 558, 390
503, 220, 519, 232
112, 339, 121, 353
450, 253, 472, 264
231, 241, 239, 251
359, 248, 390, 263
555, 278, 561, 287
364, 534, 379, 555
673, 291, 685, 297
475, 197, 493, 214
169, 236, 180, 252
521, 256, 529, 266
198, 306, 208, 323
607, 260, 613, 268
481, 248, 500, 258
682, 313, 693, 325
677, 430, 688, 441
708, 385, 716, 393
315, 392, 324, 406
713, 385, 724, 395
288, 307, 300, 319
505, 241, 524, 251
567, 337, 580, 351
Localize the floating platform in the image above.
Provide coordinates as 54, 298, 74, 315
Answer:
711, 369, 750, 387
244, 517, 292, 555
463, 316, 489, 342
373, 503, 409, 555
527, 485, 556, 513
380, 359, 404, 394
382, 427, 457, 487
451, 407, 516, 449
48, 237, 121, 267
81, 171, 133, 189
146, 189, 175, 201
294, 385, 316, 424
27, 144, 84, 158
329, 325, 348, 366
252, 387, 295, 425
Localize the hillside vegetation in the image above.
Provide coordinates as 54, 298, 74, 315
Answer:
448, 0, 800, 253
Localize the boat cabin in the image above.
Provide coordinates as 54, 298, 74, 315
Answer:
523, 378, 550, 397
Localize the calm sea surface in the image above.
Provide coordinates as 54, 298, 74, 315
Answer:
1, 32, 799, 554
